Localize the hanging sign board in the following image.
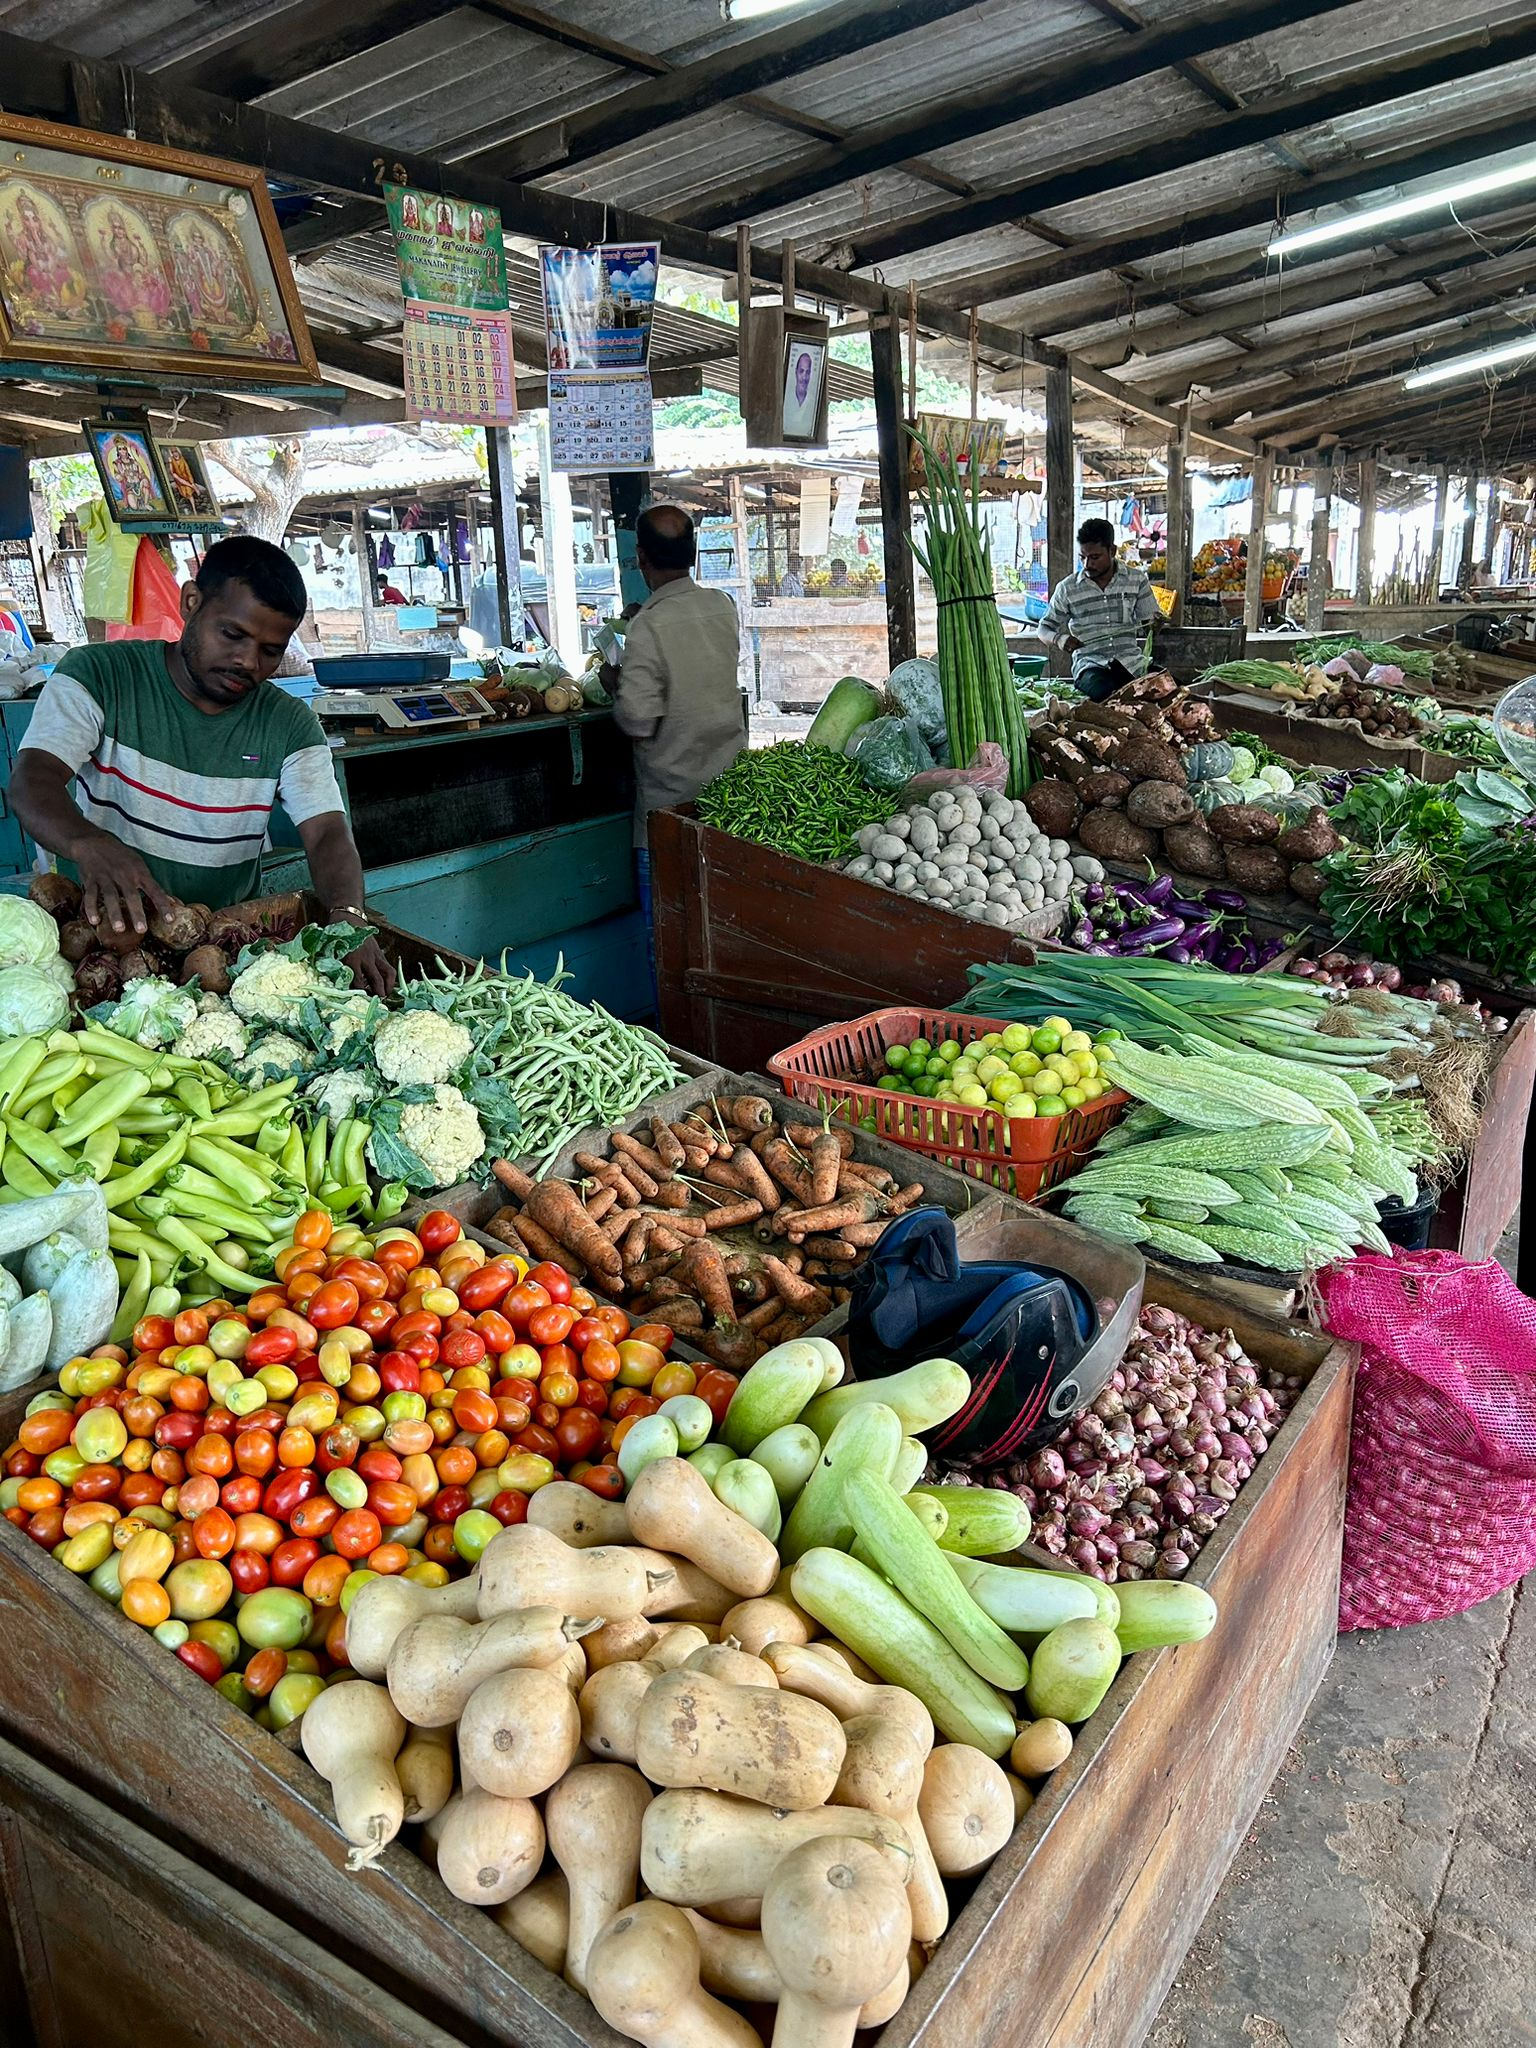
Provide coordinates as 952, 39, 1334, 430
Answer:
386, 184, 516, 425
540, 244, 659, 371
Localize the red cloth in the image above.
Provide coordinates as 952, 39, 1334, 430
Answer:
105, 537, 183, 643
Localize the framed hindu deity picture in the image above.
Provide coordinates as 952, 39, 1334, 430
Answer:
84, 420, 174, 521
156, 438, 222, 522
0, 115, 319, 385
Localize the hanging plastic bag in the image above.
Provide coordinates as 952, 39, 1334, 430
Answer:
846, 712, 934, 790
1321, 1249, 1536, 1630
106, 537, 184, 644
904, 740, 1011, 799
80, 499, 139, 625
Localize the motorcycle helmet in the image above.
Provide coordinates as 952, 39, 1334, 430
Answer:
844, 1209, 1110, 1466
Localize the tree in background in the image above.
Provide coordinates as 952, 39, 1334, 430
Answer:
206, 436, 308, 542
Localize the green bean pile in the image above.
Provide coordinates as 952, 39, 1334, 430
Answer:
697, 741, 892, 864
411, 958, 684, 1170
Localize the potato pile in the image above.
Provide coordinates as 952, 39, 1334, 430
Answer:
1308, 673, 1422, 739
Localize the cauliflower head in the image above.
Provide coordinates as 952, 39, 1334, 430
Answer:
172, 1009, 250, 1064
374, 1007, 473, 1087
368, 1083, 484, 1189
237, 1032, 309, 1086
197, 990, 234, 1015
305, 1068, 375, 1125
102, 976, 199, 1049
230, 952, 327, 1023
325, 993, 378, 1055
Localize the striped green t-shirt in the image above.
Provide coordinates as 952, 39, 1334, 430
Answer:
19, 640, 342, 908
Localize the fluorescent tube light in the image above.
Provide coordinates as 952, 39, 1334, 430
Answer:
1405, 334, 1536, 389
1270, 156, 1536, 257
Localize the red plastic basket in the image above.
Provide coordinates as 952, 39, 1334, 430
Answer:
767, 1006, 1130, 1202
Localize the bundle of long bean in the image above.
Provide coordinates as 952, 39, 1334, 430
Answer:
696, 741, 891, 863
909, 432, 1030, 797
410, 957, 683, 1171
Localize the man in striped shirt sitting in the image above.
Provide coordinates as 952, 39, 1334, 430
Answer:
1037, 517, 1162, 702
11, 535, 393, 994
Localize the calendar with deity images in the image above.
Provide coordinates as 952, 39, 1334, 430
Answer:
386, 184, 516, 426
401, 304, 516, 425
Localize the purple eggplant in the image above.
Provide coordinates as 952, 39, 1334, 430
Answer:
1182, 919, 1217, 947
1070, 920, 1095, 947
1204, 889, 1248, 912
1085, 942, 1117, 956
1169, 898, 1207, 920
1164, 944, 1194, 964
1082, 883, 1105, 907
1218, 942, 1249, 973
1131, 917, 1187, 948
1256, 937, 1286, 965
1141, 874, 1177, 906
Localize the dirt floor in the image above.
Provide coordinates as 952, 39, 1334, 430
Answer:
1150, 1219, 1536, 2048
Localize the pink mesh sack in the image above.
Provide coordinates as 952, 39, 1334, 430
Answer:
1321, 1249, 1536, 1630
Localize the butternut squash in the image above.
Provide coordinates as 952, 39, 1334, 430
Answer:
1006, 1771, 1035, 1826
344, 1571, 481, 1680
526, 1478, 630, 1548
643, 1556, 738, 1624
650, 1623, 712, 1669
641, 1790, 912, 1909
553, 1639, 590, 1694
626, 1458, 780, 1599
681, 1641, 778, 1688
493, 1869, 569, 1976
458, 1665, 582, 1799
717, 1589, 814, 1660
763, 1644, 934, 1753
586, 1900, 764, 2048
395, 1723, 455, 1826
478, 1523, 668, 1620
1011, 1717, 1074, 1778
582, 1616, 660, 1671
434, 1786, 545, 1906
387, 1606, 596, 1726
685, 1911, 910, 2030
545, 1762, 652, 1993
580, 1656, 663, 1763
761, 1837, 912, 2048
299, 1679, 406, 1871
828, 1713, 947, 1944
918, 1744, 1016, 1877
806, 1641, 877, 1684
637, 1669, 845, 1811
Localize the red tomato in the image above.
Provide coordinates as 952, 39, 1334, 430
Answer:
423, 1525, 458, 1565
176, 1640, 223, 1684
193, 1507, 236, 1559
331, 1509, 382, 1559
331, 1258, 389, 1302
26, 1505, 66, 1548
440, 1329, 487, 1370
575, 1379, 609, 1416
355, 1299, 399, 1343
528, 1303, 577, 1348
270, 1537, 321, 1587
308, 1280, 361, 1332
417, 1210, 463, 1257
489, 1489, 529, 1526
154, 1411, 202, 1451
514, 1424, 559, 1461
229, 1547, 270, 1594
172, 1308, 209, 1346
539, 1343, 579, 1381
261, 1468, 319, 1523
580, 1336, 621, 1383
452, 1389, 498, 1435
594, 1307, 634, 1343
376, 1351, 421, 1394
554, 1409, 604, 1463
315, 1424, 360, 1474
607, 1387, 651, 1422
474, 1310, 517, 1354
534, 1401, 560, 1432
244, 1326, 299, 1368
693, 1369, 741, 1428
391, 1309, 442, 1342
395, 1331, 440, 1368
527, 1261, 573, 1306
500, 1280, 550, 1327
367, 1480, 418, 1527
290, 1495, 340, 1540
118, 1472, 166, 1510
493, 1396, 532, 1434
628, 1322, 675, 1352
456, 1263, 521, 1314
429, 1484, 469, 1525
177, 1473, 220, 1519
493, 1375, 539, 1407
133, 1315, 175, 1355
243, 1646, 287, 1695
70, 1463, 121, 1502
356, 1447, 402, 1485
578, 1464, 625, 1500
220, 1474, 263, 1516
569, 1315, 607, 1351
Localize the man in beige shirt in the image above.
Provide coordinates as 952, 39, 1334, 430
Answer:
605, 505, 746, 955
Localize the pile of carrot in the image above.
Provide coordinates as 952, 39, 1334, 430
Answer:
486, 1093, 927, 1368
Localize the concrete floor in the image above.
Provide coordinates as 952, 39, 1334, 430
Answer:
1150, 1219, 1536, 2048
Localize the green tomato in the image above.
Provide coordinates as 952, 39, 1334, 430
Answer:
25, 1389, 74, 1416
452, 1509, 502, 1566
268, 1672, 326, 1730
88, 1551, 123, 1601
72, 1407, 127, 1464
153, 1618, 190, 1651
207, 1317, 252, 1361
224, 1377, 269, 1418
190, 1619, 242, 1671
43, 1446, 86, 1486
235, 1586, 313, 1652
215, 1672, 256, 1715
382, 1390, 427, 1424
326, 1467, 369, 1511
999, 1023, 1032, 1054
165, 1559, 234, 1622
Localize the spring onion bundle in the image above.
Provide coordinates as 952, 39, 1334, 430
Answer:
909, 434, 1030, 797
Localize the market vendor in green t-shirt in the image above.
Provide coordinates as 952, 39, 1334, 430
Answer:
10, 535, 394, 996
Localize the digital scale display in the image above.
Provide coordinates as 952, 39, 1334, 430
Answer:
399, 694, 456, 722
310, 684, 497, 731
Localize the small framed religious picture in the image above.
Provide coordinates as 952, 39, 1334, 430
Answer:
85, 419, 174, 522
156, 438, 221, 521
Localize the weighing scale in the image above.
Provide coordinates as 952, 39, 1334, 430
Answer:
311, 683, 497, 731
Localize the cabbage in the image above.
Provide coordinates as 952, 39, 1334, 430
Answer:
40, 954, 73, 992
0, 897, 60, 969
0, 964, 70, 1037
1225, 746, 1256, 783
1257, 764, 1294, 795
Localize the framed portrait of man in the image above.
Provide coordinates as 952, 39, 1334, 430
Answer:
781, 338, 827, 444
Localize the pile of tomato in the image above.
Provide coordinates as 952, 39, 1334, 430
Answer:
0, 1207, 738, 1728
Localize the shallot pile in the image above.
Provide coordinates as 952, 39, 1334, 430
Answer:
1290, 951, 1507, 1030
940, 1305, 1300, 1582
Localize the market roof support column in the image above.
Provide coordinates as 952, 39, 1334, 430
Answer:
1045, 360, 1074, 664
1457, 469, 1481, 588
536, 414, 581, 673
1306, 453, 1336, 632
1164, 403, 1191, 627
1429, 464, 1449, 594
1242, 451, 1272, 633
1355, 452, 1378, 606
608, 473, 651, 611
485, 425, 524, 649
1480, 478, 1499, 575
351, 505, 376, 652
871, 309, 916, 668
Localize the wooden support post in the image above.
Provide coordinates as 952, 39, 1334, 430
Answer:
870, 310, 916, 668
536, 414, 580, 671
351, 505, 375, 652
764, 482, 777, 592
1481, 475, 1499, 573
1457, 469, 1481, 589
1355, 452, 1378, 606
608, 472, 650, 609
1164, 403, 1191, 626
1242, 451, 1272, 633
1429, 464, 1449, 594
1306, 453, 1336, 632
485, 425, 523, 648
1045, 360, 1074, 599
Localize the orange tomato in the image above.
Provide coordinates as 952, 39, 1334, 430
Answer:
286, 1271, 324, 1308
474, 1428, 510, 1469
308, 1280, 361, 1331
186, 1433, 233, 1478
434, 1444, 476, 1487
172, 1308, 210, 1347
247, 1287, 287, 1324
17, 1476, 62, 1514
303, 1554, 351, 1607
192, 1507, 236, 1559
121, 1579, 172, 1627
332, 1258, 389, 1302
580, 1336, 621, 1383
331, 1508, 383, 1559
243, 1646, 288, 1696
367, 1480, 417, 1527
368, 1542, 409, 1576
451, 1388, 498, 1435
274, 1245, 326, 1282
18, 1410, 74, 1456
629, 1323, 677, 1353
290, 1495, 340, 1540
423, 1525, 458, 1565
277, 1425, 316, 1469
232, 1511, 284, 1556
293, 1209, 334, 1250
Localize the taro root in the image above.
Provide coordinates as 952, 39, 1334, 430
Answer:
1077, 809, 1157, 864
1222, 844, 1290, 894
1114, 732, 1188, 785
1125, 780, 1195, 829
1023, 778, 1081, 839
1078, 768, 1132, 809
1207, 803, 1282, 845
59, 920, 97, 964
71, 951, 123, 1004
29, 872, 82, 920
1289, 862, 1327, 904
1161, 820, 1227, 878
148, 899, 209, 953
1275, 809, 1344, 863
179, 944, 231, 994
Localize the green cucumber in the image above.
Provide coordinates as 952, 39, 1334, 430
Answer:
843, 1468, 1028, 1692
748, 1423, 822, 1505
890, 1436, 928, 1494
1023, 1619, 1122, 1724
914, 1485, 1032, 1555
1112, 1580, 1218, 1655
905, 1494, 947, 1543
800, 1358, 970, 1444
688, 1443, 736, 1485
945, 1554, 1100, 1634
712, 1458, 782, 1541
721, 1339, 828, 1454
616, 1414, 680, 1487
779, 1403, 903, 1564
791, 1548, 1016, 1756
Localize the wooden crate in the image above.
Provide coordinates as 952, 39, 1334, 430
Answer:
650, 807, 1057, 1075
0, 1227, 1352, 2048
1196, 688, 1462, 782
